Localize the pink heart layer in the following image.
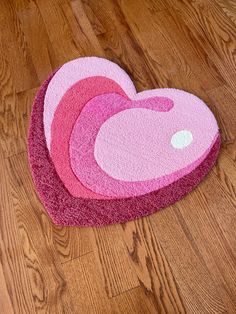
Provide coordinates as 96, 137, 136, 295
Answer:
50, 76, 127, 199
68, 92, 217, 197
28, 57, 220, 226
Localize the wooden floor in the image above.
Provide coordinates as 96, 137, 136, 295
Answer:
0, 0, 236, 313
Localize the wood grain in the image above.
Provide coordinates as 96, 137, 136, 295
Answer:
82, 0, 159, 91
6, 151, 74, 313
122, 219, 186, 313
62, 252, 113, 313
216, 0, 236, 25
0, 150, 36, 314
119, 0, 223, 91
90, 225, 139, 297
17, 1, 54, 83
52, 224, 93, 264
0, 88, 35, 157
207, 85, 236, 151
0, 0, 236, 313
0, 1, 39, 93
166, 0, 236, 94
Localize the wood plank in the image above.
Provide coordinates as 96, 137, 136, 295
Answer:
0, 36, 14, 98
17, 1, 55, 83
0, 150, 36, 314
149, 206, 229, 313
34, 0, 103, 66
119, 0, 222, 91
148, 161, 236, 313
0, 2, 39, 93
174, 174, 236, 312
112, 286, 157, 314
90, 225, 139, 297
63, 252, 157, 313
6, 151, 74, 313
67, 0, 104, 56
122, 219, 186, 313
199, 169, 236, 253
166, 0, 236, 93
62, 252, 113, 313
0, 89, 36, 157
53, 224, 93, 264
216, 0, 236, 26
0, 261, 15, 314
137, 0, 171, 12
82, 0, 159, 91
34, 0, 79, 65
214, 149, 236, 198
206, 85, 236, 150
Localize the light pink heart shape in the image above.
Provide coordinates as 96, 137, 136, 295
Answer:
68, 92, 217, 197
28, 57, 220, 227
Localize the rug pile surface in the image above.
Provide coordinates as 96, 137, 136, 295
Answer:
28, 57, 220, 226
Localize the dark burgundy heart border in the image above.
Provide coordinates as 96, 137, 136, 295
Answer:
28, 72, 221, 227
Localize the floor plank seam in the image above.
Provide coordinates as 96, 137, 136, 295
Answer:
107, 284, 141, 300
61, 250, 94, 265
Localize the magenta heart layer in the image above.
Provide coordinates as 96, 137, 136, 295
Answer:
28, 57, 220, 226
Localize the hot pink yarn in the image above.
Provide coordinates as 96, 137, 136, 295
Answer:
28, 71, 220, 227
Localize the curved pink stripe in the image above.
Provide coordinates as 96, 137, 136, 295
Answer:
69, 93, 218, 197
44, 57, 137, 148
50, 77, 128, 199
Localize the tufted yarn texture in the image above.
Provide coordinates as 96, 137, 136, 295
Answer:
28, 57, 220, 227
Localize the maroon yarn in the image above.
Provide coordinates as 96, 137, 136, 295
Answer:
28, 74, 221, 227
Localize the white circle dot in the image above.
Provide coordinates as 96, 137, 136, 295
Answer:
171, 130, 193, 149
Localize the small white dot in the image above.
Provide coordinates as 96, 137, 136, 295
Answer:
171, 130, 193, 149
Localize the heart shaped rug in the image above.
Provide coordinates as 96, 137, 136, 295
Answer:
28, 57, 220, 227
